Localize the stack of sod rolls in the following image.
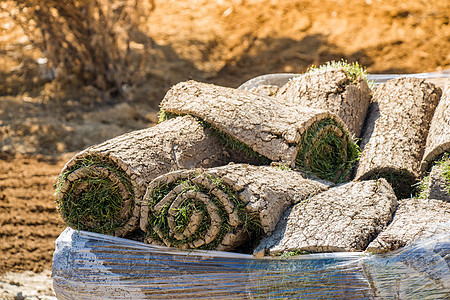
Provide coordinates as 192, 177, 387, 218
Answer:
365, 87, 450, 253
55, 115, 260, 237
55, 72, 359, 246
337, 80, 448, 255
55, 60, 447, 255
140, 164, 330, 251
160, 80, 359, 183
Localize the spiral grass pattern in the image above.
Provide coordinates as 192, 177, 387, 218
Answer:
295, 118, 359, 183
55, 155, 136, 235
140, 170, 263, 251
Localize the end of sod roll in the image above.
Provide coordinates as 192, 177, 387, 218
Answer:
141, 169, 264, 252
295, 118, 360, 183
55, 155, 136, 236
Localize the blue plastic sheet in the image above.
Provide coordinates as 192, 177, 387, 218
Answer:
52, 227, 449, 299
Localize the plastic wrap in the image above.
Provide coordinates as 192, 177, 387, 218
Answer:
364, 225, 450, 299
52, 225, 449, 299
238, 70, 450, 91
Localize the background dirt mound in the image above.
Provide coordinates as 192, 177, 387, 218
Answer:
0, 0, 449, 278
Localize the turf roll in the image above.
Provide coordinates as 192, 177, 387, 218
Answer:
140, 164, 330, 251
366, 197, 450, 253
354, 78, 441, 198
421, 84, 450, 173
276, 61, 371, 138
160, 80, 359, 183
55, 115, 238, 237
254, 179, 397, 255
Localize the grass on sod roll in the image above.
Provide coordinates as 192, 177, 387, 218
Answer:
441, 154, 450, 195
55, 155, 134, 235
279, 249, 310, 259
146, 172, 263, 251
307, 59, 373, 89
417, 176, 430, 200
158, 109, 178, 124
417, 152, 450, 199
295, 118, 360, 183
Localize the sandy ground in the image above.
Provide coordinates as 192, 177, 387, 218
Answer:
0, 0, 449, 298
0, 270, 55, 300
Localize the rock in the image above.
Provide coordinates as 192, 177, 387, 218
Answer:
14, 292, 24, 300
366, 198, 450, 253
254, 179, 397, 255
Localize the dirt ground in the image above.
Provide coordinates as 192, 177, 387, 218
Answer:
0, 0, 449, 297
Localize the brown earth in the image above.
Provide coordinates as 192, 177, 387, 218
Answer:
0, 0, 449, 278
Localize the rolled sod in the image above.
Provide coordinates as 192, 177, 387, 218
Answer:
276, 62, 371, 138
254, 179, 398, 255
354, 78, 441, 198
421, 84, 450, 173
366, 197, 450, 253
160, 80, 359, 183
55, 115, 239, 237
140, 164, 330, 251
